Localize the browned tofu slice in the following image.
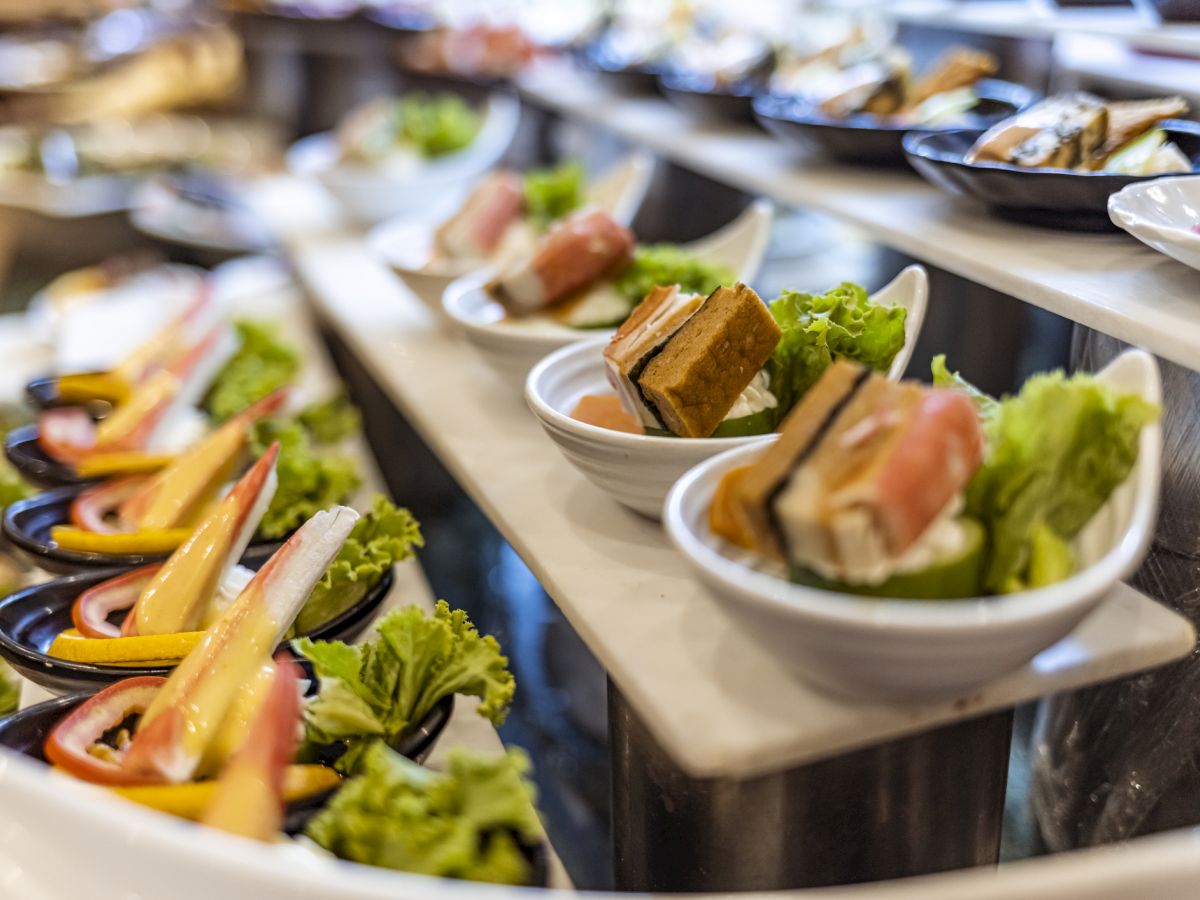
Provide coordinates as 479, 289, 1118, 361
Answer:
637, 283, 781, 438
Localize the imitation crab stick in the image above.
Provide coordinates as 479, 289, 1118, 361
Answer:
201, 653, 303, 840
122, 506, 359, 784
127, 443, 280, 637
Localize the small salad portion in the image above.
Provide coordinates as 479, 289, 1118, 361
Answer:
432, 162, 585, 269
709, 357, 1157, 599
966, 93, 1191, 175
486, 208, 733, 329
574, 279, 906, 438
777, 45, 999, 126
336, 92, 483, 168
35, 505, 539, 885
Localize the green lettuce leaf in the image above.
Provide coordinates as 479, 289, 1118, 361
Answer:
396, 93, 482, 158
931, 354, 999, 421
523, 162, 585, 229
0, 660, 19, 717
250, 417, 361, 540
306, 743, 540, 885
297, 393, 361, 445
205, 320, 300, 423
294, 601, 515, 773
765, 282, 907, 419
294, 495, 423, 635
612, 245, 734, 306
966, 371, 1158, 594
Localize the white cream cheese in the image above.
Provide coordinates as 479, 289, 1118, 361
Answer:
724, 370, 778, 421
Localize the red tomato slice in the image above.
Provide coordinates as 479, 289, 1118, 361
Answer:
37, 407, 97, 465
72, 563, 162, 639
69, 475, 152, 534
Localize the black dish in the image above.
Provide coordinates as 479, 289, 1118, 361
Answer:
0, 560, 394, 693
4, 425, 96, 490
903, 119, 1200, 231
2, 484, 287, 575
658, 71, 762, 125
754, 79, 1038, 166
572, 39, 663, 93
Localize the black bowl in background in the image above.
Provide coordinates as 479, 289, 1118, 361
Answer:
572, 39, 663, 93
754, 79, 1038, 166
24, 377, 63, 412
0, 562, 394, 694
2, 485, 288, 575
1133, 0, 1200, 19
4, 425, 94, 490
903, 119, 1200, 231
658, 71, 763, 126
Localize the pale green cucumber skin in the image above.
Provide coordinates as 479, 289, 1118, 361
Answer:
789, 518, 986, 601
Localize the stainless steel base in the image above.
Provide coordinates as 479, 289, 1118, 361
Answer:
610, 682, 1013, 891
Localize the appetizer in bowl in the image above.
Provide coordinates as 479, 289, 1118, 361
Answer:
443, 199, 773, 386
905, 93, 1200, 230
0, 487, 419, 693
287, 91, 521, 224
368, 151, 654, 309
657, 30, 775, 124
755, 47, 1035, 164
1108, 175, 1200, 273
5, 391, 363, 574
526, 266, 926, 518
0, 504, 541, 886
664, 349, 1161, 698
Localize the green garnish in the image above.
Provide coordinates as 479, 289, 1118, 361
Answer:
249, 417, 361, 540
297, 393, 361, 445
306, 743, 540, 885
0, 661, 19, 717
294, 602, 515, 774
613, 245, 734, 306
205, 320, 300, 423
293, 495, 423, 635
396, 93, 482, 158
522, 162, 585, 228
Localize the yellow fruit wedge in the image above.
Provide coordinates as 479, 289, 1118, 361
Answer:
202, 655, 302, 840
48, 630, 204, 664
131, 445, 279, 637
75, 451, 176, 479
93, 370, 179, 450
109, 765, 339, 820
57, 372, 132, 406
51, 526, 194, 555
123, 506, 359, 784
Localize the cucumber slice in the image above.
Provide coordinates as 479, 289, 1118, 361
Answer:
790, 517, 986, 600
1104, 128, 1167, 176
1027, 523, 1074, 588
711, 408, 777, 438
557, 283, 635, 330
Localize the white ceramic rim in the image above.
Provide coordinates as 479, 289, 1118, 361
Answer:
1108, 175, 1200, 248
663, 349, 1163, 634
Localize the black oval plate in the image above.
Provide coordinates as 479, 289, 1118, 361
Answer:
754, 79, 1038, 166
658, 71, 763, 126
2, 484, 288, 575
4, 425, 95, 490
903, 118, 1200, 231
0, 560, 394, 693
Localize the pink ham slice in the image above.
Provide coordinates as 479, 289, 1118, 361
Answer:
435, 171, 525, 260
489, 209, 635, 313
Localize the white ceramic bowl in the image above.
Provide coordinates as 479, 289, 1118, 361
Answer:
367, 150, 655, 310
664, 349, 1163, 700
286, 93, 521, 225
526, 265, 929, 519
443, 199, 774, 388
1109, 175, 1200, 273
0, 169, 137, 217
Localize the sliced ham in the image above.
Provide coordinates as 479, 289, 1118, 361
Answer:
434, 170, 525, 260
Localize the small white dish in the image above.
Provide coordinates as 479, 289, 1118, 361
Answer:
367, 150, 655, 310
526, 265, 928, 519
663, 349, 1163, 700
443, 199, 774, 388
0, 169, 137, 218
1109, 175, 1200, 273
286, 93, 521, 225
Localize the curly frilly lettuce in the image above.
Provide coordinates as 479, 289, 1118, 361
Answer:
523, 162, 585, 229
297, 393, 362, 445
250, 417, 361, 540
293, 495, 423, 635
205, 320, 300, 422
766, 282, 907, 419
306, 743, 540, 885
294, 601, 515, 773
965, 370, 1158, 594
396, 93, 482, 157
613, 245, 734, 306
931, 354, 999, 421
